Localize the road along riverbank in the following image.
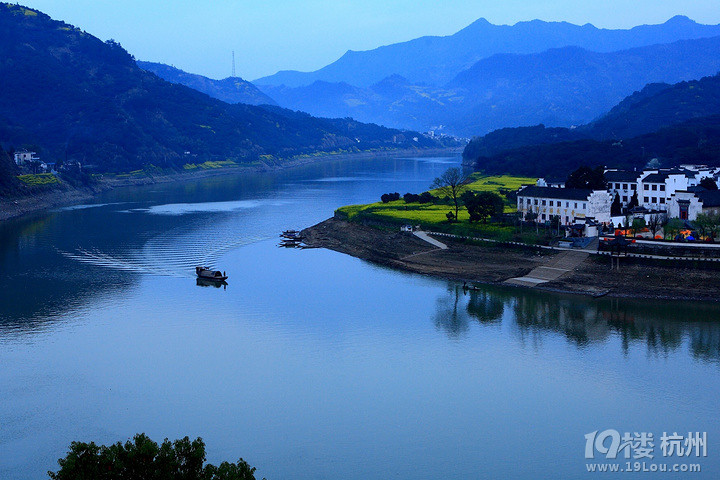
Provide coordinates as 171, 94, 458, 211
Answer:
302, 217, 720, 302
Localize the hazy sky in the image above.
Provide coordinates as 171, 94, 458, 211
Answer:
20, 1, 720, 81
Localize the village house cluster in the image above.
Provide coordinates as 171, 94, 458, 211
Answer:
13, 149, 55, 173
516, 165, 720, 236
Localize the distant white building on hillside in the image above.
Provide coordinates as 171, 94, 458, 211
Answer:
14, 150, 40, 165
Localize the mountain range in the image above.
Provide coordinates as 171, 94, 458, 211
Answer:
252, 35, 720, 136
0, 3, 448, 195
462, 73, 720, 177
253, 15, 720, 88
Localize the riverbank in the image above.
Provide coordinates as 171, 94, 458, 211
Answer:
0, 147, 461, 222
302, 217, 720, 302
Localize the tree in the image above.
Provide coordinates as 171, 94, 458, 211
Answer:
665, 218, 684, 240
693, 213, 715, 237
627, 190, 639, 209
631, 217, 646, 237
647, 213, 667, 238
699, 177, 719, 190
380, 192, 400, 203
48, 434, 261, 480
565, 166, 606, 190
611, 192, 622, 216
431, 167, 469, 221
462, 191, 504, 223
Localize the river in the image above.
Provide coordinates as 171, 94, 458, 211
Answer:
1, 155, 719, 479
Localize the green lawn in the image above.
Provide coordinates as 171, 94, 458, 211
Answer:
335, 174, 547, 243
338, 174, 537, 223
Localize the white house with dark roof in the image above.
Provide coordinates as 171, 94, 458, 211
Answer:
604, 170, 642, 207
638, 170, 688, 211
668, 189, 720, 221
516, 185, 612, 226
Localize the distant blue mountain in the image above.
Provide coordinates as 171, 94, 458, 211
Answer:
254, 16, 720, 88
257, 36, 720, 137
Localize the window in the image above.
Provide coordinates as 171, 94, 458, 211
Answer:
582, 203, 586, 209
660, 185, 665, 191
651, 197, 657, 203
644, 184, 649, 190
549, 200, 554, 206
527, 199, 531, 204
660, 198, 665, 204
622, 196, 628, 202
566, 202, 569, 207
622, 183, 628, 190
615, 183, 621, 189
541, 214, 546, 220
574, 203, 578, 209
542, 200, 546, 206
534, 199, 538, 205
631, 184, 637, 190
651, 184, 657, 191
644, 197, 649, 203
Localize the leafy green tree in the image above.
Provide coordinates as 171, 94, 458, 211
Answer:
693, 213, 715, 237
48, 434, 262, 480
631, 217, 646, 236
462, 191, 504, 223
431, 167, 469, 221
665, 218, 684, 240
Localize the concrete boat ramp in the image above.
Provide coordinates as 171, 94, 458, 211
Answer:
504, 251, 588, 287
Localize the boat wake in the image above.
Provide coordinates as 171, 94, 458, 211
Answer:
60, 224, 269, 278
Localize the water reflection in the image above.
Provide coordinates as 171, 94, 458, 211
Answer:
195, 278, 228, 289
432, 284, 720, 361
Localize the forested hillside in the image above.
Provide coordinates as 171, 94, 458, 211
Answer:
0, 4, 446, 177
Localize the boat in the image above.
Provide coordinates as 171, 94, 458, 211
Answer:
195, 266, 228, 281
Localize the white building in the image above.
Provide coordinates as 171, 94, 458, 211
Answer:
516, 185, 612, 226
14, 150, 40, 165
668, 189, 720, 221
605, 170, 642, 207
637, 170, 688, 211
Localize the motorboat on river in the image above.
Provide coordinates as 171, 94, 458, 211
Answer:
195, 266, 228, 281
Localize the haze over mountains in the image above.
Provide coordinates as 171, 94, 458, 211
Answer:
0, 3, 448, 193
239, 16, 720, 136
137, 61, 277, 106
254, 15, 720, 88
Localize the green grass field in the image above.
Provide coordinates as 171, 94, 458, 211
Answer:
182, 160, 238, 170
338, 175, 537, 223
335, 174, 543, 242
17, 173, 60, 187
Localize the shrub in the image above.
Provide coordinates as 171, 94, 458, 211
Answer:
380, 192, 400, 203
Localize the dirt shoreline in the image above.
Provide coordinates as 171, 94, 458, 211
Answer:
302, 217, 720, 303
0, 147, 460, 222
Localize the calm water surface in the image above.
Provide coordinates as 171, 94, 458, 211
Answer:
1, 156, 719, 479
